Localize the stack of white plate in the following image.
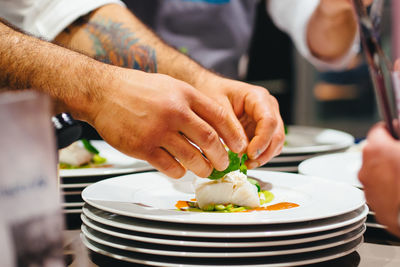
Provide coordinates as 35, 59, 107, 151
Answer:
59, 141, 155, 226
261, 126, 355, 172
81, 170, 367, 266
298, 152, 385, 230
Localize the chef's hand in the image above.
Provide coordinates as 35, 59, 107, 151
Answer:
307, 0, 372, 61
195, 73, 285, 169
88, 68, 247, 178
358, 123, 400, 237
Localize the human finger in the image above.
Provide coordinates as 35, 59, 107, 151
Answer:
246, 95, 283, 160
190, 93, 248, 154
179, 111, 229, 172
367, 122, 395, 144
394, 59, 400, 71
146, 147, 186, 178
246, 127, 285, 169
162, 133, 213, 178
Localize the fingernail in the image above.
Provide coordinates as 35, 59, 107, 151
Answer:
249, 149, 262, 160
221, 157, 229, 170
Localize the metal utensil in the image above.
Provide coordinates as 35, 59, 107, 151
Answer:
52, 113, 82, 149
370, 0, 385, 38
353, 0, 400, 139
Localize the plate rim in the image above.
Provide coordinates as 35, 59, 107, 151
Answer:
82, 170, 366, 225
81, 223, 365, 258
282, 126, 354, 155
81, 213, 366, 248
82, 234, 363, 267
298, 151, 362, 188
81, 205, 369, 238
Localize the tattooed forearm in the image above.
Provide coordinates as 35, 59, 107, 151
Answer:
83, 17, 157, 72
54, 4, 206, 88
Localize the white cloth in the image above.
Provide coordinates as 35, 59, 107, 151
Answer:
267, 0, 360, 71
0, 0, 124, 40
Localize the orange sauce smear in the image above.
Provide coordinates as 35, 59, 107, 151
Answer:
246, 202, 299, 212
91, 164, 113, 168
175, 201, 189, 209
175, 201, 299, 212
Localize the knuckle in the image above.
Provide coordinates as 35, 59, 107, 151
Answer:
253, 86, 269, 94
253, 86, 274, 100
160, 159, 185, 178
200, 129, 219, 149
164, 103, 189, 121
184, 150, 200, 166
265, 117, 278, 129
275, 132, 286, 145
214, 105, 227, 120
270, 95, 279, 106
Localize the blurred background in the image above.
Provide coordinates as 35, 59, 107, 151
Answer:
245, 0, 391, 139
122, 0, 395, 139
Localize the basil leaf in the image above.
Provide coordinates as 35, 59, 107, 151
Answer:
239, 153, 248, 175
208, 151, 248, 180
81, 139, 99, 154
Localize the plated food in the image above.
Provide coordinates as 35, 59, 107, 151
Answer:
59, 139, 108, 169
173, 151, 297, 213
82, 169, 366, 225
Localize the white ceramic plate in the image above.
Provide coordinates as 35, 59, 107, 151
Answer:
63, 208, 82, 214
268, 154, 315, 164
82, 223, 365, 258
298, 152, 362, 188
365, 222, 387, 229
59, 141, 154, 177
82, 234, 363, 267
62, 202, 84, 208
61, 190, 82, 195
81, 214, 365, 248
82, 205, 368, 238
255, 166, 298, 172
282, 126, 354, 155
82, 170, 365, 225
60, 183, 92, 189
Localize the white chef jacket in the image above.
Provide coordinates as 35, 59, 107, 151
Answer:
268, 0, 359, 71
0, 0, 358, 72
0, 0, 124, 40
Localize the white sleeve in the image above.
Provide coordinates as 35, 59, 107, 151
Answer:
23, 0, 125, 40
267, 0, 360, 71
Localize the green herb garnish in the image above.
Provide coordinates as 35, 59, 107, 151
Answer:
208, 151, 248, 180
239, 153, 248, 175
177, 190, 274, 212
81, 139, 99, 154
247, 177, 261, 192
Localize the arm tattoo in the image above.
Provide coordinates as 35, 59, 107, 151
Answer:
84, 17, 157, 72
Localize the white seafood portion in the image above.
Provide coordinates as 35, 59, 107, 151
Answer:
59, 141, 92, 166
194, 171, 260, 209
